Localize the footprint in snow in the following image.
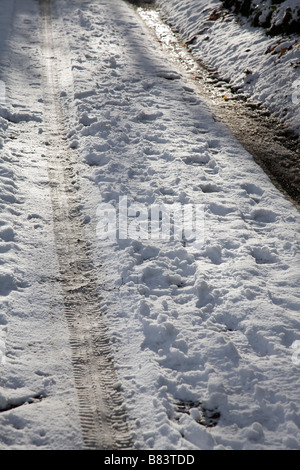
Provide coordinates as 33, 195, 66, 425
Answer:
250, 246, 279, 265
245, 327, 274, 357
196, 281, 215, 309
209, 202, 235, 217
251, 208, 278, 224
156, 70, 181, 80
202, 245, 223, 265
200, 183, 221, 193
0, 273, 16, 297
135, 110, 163, 122
0, 226, 14, 242
182, 153, 210, 165
241, 182, 264, 204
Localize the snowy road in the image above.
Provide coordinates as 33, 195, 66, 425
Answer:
0, 0, 300, 450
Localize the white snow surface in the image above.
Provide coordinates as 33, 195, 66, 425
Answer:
157, 0, 300, 134
0, 0, 299, 450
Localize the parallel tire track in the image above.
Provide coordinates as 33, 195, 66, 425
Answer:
39, 0, 132, 450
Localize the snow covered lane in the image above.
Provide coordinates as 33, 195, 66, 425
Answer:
0, 0, 299, 450
0, 0, 83, 449
53, 0, 300, 450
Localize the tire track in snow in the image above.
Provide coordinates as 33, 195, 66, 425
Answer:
39, 0, 132, 450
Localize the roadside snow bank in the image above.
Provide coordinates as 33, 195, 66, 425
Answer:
157, 0, 300, 134
221, 0, 300, 36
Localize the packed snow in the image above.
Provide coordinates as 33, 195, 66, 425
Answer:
0, 0, 299, 450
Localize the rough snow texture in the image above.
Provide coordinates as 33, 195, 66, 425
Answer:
0, 0, 299, 450
0, 0, 83, 449
157, 0, 300, 134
